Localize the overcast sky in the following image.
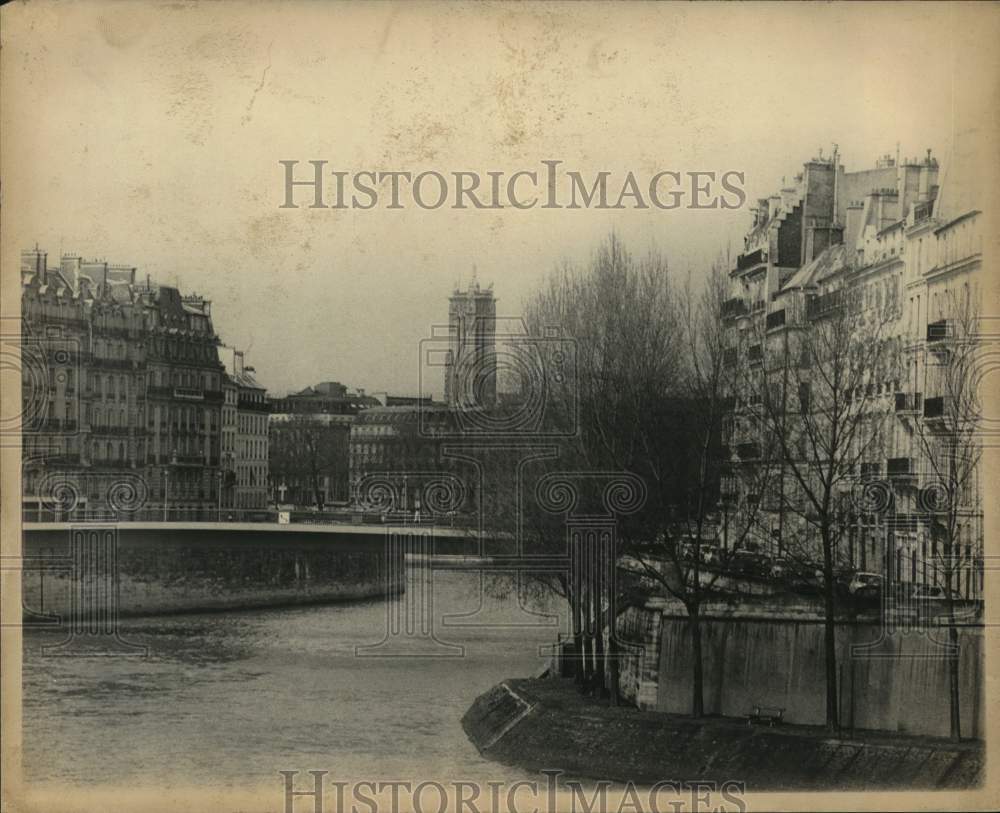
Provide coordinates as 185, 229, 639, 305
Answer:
3, 1, 997, 396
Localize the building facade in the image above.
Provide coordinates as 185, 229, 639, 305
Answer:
221, 348, 270, 511
21, 248, 226, 520
220, 374, 238, 509
140, 286, 225, 520
268, 382, 376, 510
348, 405, 472, 515
720, 147, 983, 599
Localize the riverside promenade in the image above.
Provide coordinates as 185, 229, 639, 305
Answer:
462, 677, 984, 790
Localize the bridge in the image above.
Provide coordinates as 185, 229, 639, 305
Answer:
19, 520, 496, 619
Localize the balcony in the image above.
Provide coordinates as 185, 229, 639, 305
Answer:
88, 425, 131, 436
722, 298, 749, 320
736, 248, 767, 271
923, 396, 946, 420
806, 290, 844, 320
859, 461, 881, 480
90, 459, 132, 469
31, 418, 79, 432
92, 357, 139, 370
913, 200, 934, 223
238, 400, 272, 413
926, 319, 952, 342
766, 309, 786, 331
886, 457, 916, 478
39, 454, 83, 467
174, 387, 205, 401
169, 454, 208, 466
894, 392, 922, 413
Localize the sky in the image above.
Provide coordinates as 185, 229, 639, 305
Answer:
3, 1, 998, 397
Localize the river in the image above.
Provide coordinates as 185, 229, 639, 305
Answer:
22, 567, 568, 787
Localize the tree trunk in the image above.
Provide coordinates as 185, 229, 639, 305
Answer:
946, 569, 962, 741
590, 538, 607, 697
607, 538, 621, 707
571, 550, 585, 686
579, 543, 594, 692
689, 603, 705, 717
822, 529, 839, 732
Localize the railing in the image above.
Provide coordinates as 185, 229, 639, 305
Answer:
722, 298, 749, 319
927, 319, 951, 343
171, 454, 209, 465
174, 387, 205, 400
30, 315, 89, 330
736, 248, 767, 271
21, 506, 477, 526
91, 357, 139, 370
913, 200, 934, 223
806, 290, 844, 319
238, 400, 271, 413
894, 392, 922, 413
887, 457, 915, 477
860, 461, 881, 479
923, 396, 946, 419
31, 454, 82, 466
29, 418, 79, 432
87, 425, 133, 436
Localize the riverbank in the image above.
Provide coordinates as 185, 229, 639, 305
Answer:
462, 677, 984, 790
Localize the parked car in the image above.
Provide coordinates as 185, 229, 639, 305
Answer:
679, 541, 721, 567
769, 555, 794, 580
700, 545, 723, 567
727, 549, 771, 579
911, 584, 947, 601
782, 559, 823, 593
847, 572, 883, 598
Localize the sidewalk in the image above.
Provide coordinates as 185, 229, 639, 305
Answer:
462, 676, 984, 790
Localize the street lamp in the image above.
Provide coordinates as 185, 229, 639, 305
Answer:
163, 450, 177, 522
217, 468, 224, 521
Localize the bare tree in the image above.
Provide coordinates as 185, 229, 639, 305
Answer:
625, 261, 773, 717
269, 414, 349, 511
745, 281, 893, 732
512, 234, 748, 709
913, 288, 983, 740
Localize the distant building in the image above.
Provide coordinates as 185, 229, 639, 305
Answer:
220, 374, 238, 509
268, 381, 376, 509
139, 285, 225, 520
348, 405, 472, 514
371, 392, 435, 407
222, 348, 269, 510
444, 277, 497, 408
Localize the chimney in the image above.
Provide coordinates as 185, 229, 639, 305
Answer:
22, 248, 48, 285
61, 255, 83, 293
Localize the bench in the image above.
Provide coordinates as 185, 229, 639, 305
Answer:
746, 705, 785, 727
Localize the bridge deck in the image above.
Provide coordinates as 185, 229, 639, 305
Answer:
22, 521, 478, 538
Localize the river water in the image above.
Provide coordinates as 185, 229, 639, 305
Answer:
22, 567, 568, 788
